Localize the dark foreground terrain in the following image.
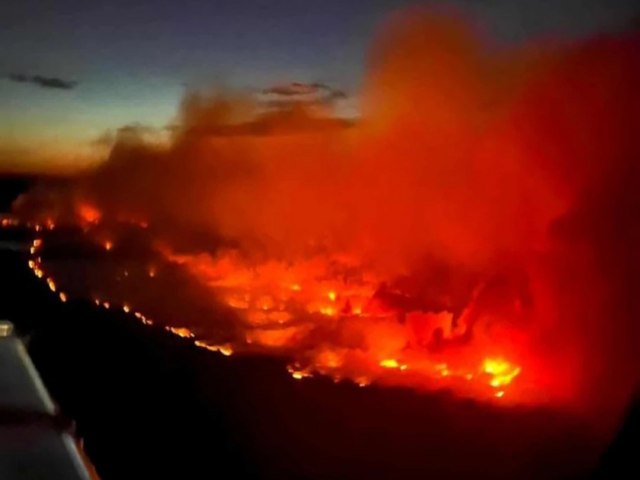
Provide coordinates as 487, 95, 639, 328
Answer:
0, 176, 637, 479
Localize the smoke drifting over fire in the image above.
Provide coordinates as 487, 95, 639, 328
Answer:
14, 10, 640, 426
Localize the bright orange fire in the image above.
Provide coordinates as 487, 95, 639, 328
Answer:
77, 203, 102, 225
21, 212, 527, 403
483, 358, 522, 388
162, 246, 528, 402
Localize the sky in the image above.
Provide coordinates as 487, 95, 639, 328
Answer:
1, 0, 639, 172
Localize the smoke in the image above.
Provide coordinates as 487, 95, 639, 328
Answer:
16, 10, 640, 427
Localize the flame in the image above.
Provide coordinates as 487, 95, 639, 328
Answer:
194, 341, 234, 356
77, 203, 102, 224
288, 368, 312, 380
19, 221, 526, 402
483, 358, 522, 388
158, 246, 530, 401
380, 359, 400, 369
167, 326, 195, 338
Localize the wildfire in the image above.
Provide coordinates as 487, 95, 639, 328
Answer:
435, 363, 450, 377
287, 366, 312, 380
380, 358, 401, 369
77, 203, 102, 224
20, 221, 527, 404
483, 358, 522, 388
167, 326, 195, 338
133, 311, 154, 326
157, 245, 531, 401
11, 8, 640, 424
194, 341, 234, 356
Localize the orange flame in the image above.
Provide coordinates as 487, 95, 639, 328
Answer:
483, 358, 522, 388
159, 245, 529, 401
77, 203, 102, 224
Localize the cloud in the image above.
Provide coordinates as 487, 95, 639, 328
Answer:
7, 73, 78, 90
261, 81, 346, 102
263, 83, 313, 96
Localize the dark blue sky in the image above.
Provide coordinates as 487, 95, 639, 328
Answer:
1, 0, 639, 170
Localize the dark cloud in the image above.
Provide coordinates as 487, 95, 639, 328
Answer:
263, 83, 317, 96
7, 73, 78, 90
262, 81, 346, 100
260, 82, 347, 114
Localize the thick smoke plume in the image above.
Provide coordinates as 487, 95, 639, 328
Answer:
17, 10, 640, 427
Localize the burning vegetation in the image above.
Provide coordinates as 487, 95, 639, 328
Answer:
8, 10, 640, 426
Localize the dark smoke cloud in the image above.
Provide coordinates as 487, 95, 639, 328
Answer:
263, 83, 317, 96
262, 81, 345, 97
261, 82, 347, 109
7, 73, 78, 90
